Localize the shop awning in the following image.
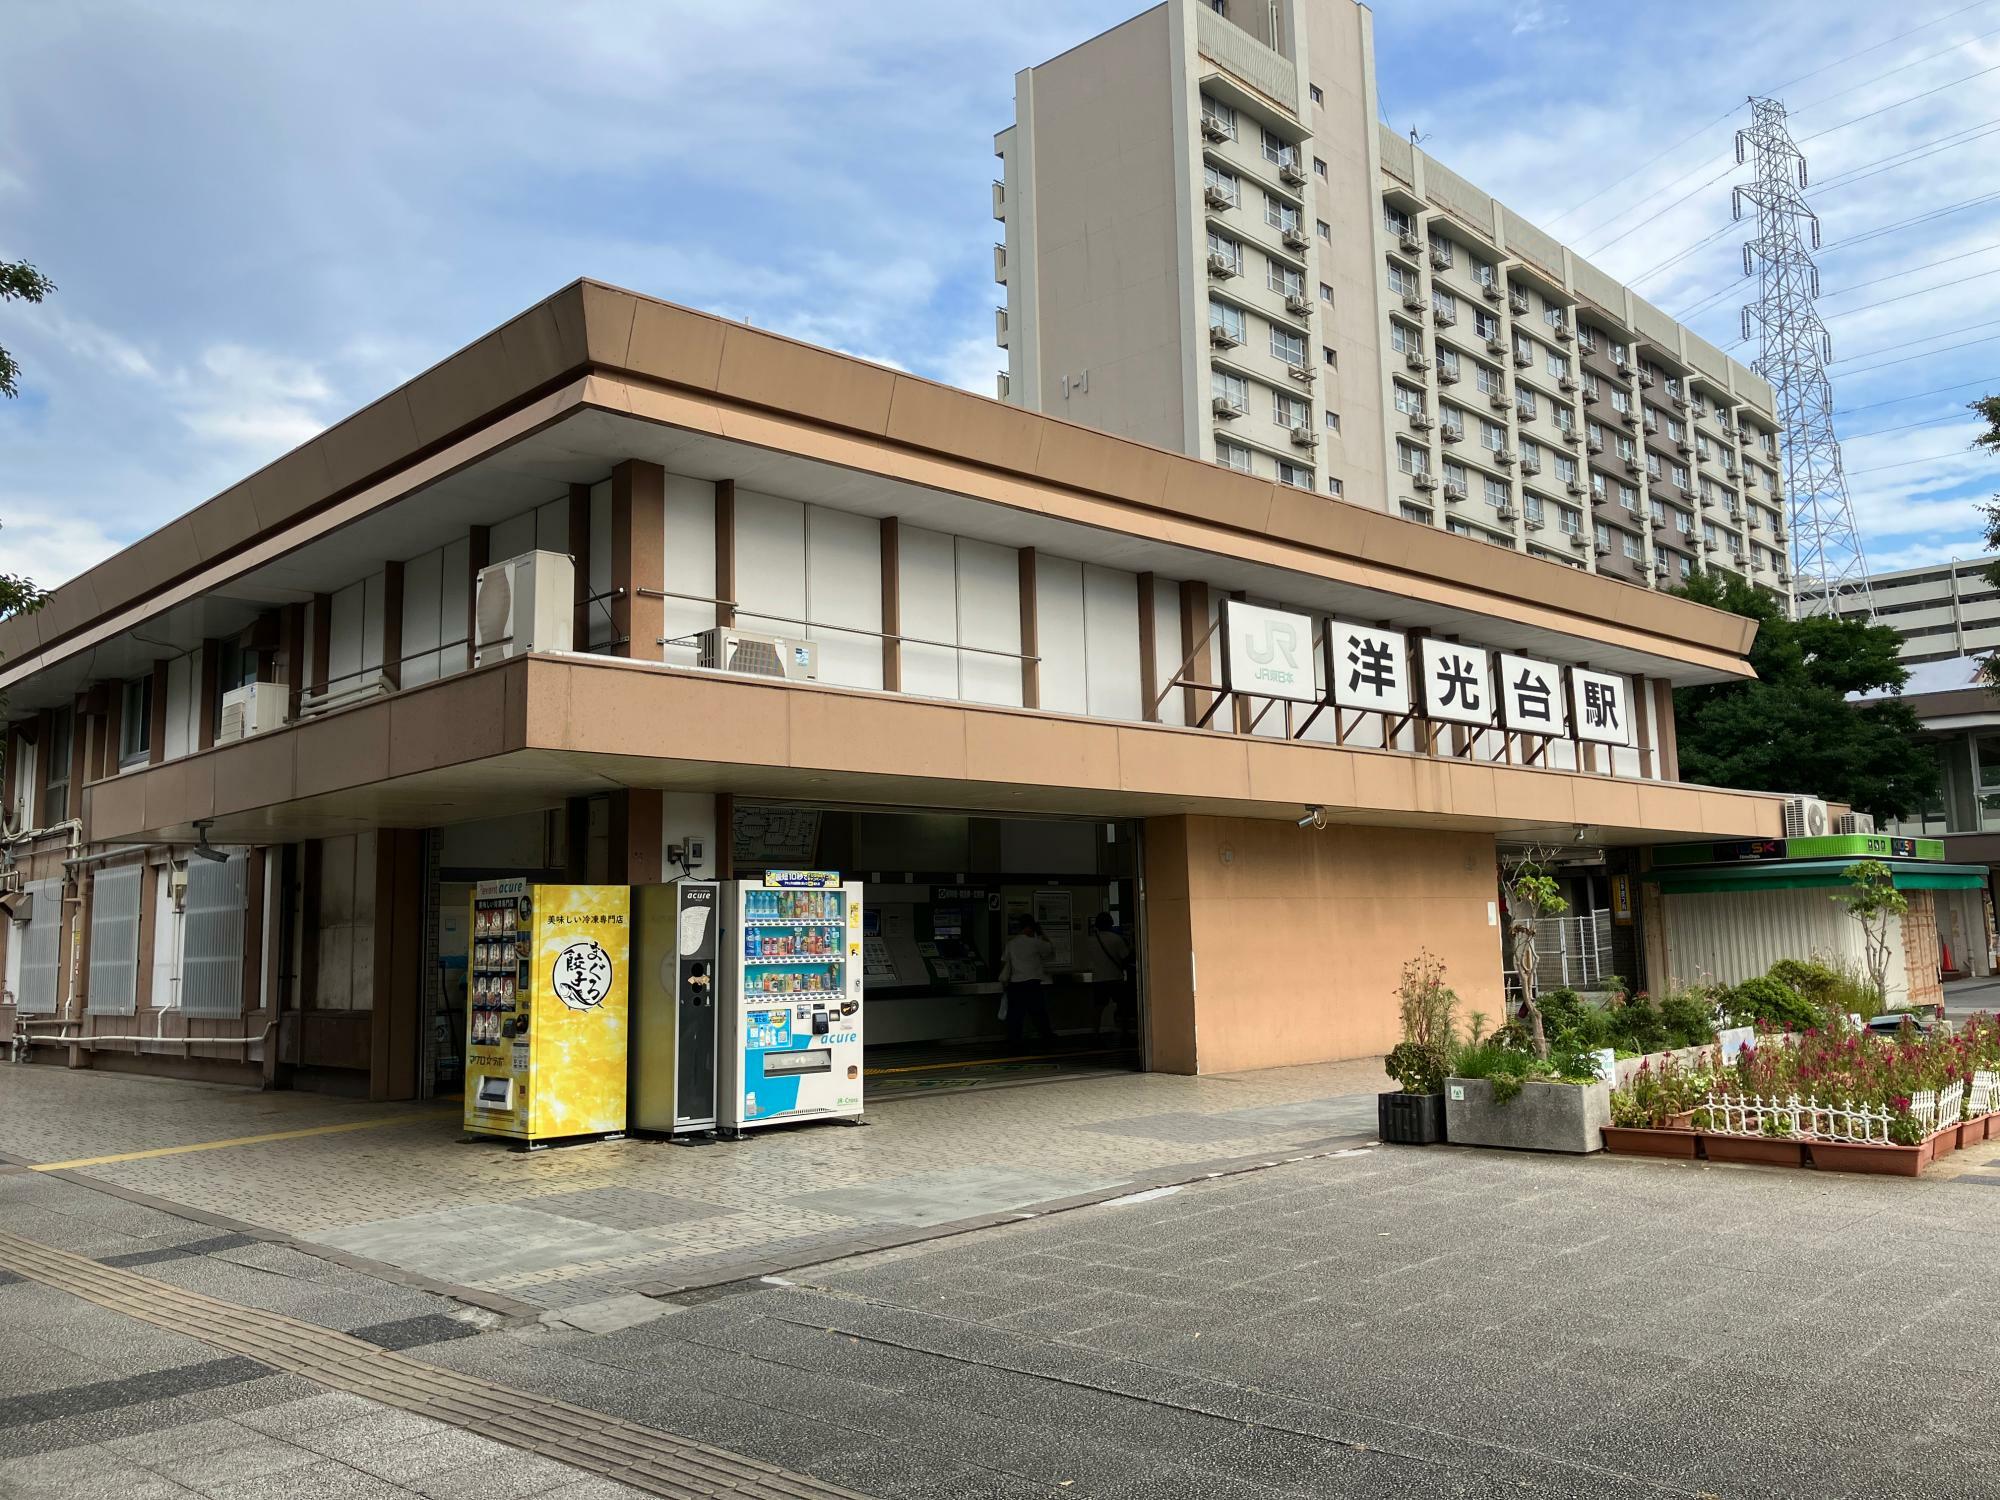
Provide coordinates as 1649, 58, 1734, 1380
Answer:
1649, 859, 1989, 895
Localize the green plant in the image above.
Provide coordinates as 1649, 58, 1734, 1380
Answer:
1835, 860, 1908, 1008
1501, 851, 1569, 1060
1656, 989, 1719, 1049
1725, 974, 1822, 1034
1537, 987, 1613, 1053
1386, 951, 1458, 1095
1606, 993, 1670, 1056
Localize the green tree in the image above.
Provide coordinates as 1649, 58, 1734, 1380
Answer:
1973, 396, 2000, 691
1670, 570, 1937, 820
1, 255, 54, 638
1834, 859, 1907, 1007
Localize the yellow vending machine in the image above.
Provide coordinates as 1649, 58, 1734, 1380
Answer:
463, 880, 630, 1148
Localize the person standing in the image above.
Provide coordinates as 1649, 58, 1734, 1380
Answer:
1085, 912, 1134, 1035
998, 918, 1057, 1047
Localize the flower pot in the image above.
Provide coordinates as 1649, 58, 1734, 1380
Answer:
1957, 1119, 1979, 1150
1808, 1140, 1926, 1177
1601, 1126, 1699, 1159
1665, 1110, 1696, 1130
1378, 1091, 1446, 1146
1444, 1077, 1610, 1154
1930, 1127, 1957, 1159
1699, 1135, 1805, 1168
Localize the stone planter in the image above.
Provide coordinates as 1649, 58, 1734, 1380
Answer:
1700, 1135, 1806, 1168
1809, 1140, 1925, 1177
1444, 1077, 1609, 1154
1601, 1126, 1700, 1159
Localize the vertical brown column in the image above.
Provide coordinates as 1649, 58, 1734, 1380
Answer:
608, 791, 663, 884
369, 830, 425, 1102
1142, 815, 1197, 1075
715, 793, 736, 881
299, 840, 323, 1016
1228, 591, 1253, 734
568, 482, 593, 648
1180, 582, 1212, 726
101, 691, 122, 782
196, 641, 221, 751
379, 561, 404, 692
280, 604, 306, 720
1652, 679, 1680, 781
148, 661, 169, 766
2, 725, 16, 820
1018, 548, 1040, 709
1137, 573, 1159, 723
1632, 672, 1654, 779
713, 479, 736, 630
611, 460, 666, 659
310, 597, 332, 697
240, 849, 267, 1024
465, 526, 489, 664
879, 518, 901, 691
68, 695, 87, 813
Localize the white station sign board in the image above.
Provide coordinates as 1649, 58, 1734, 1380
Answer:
1417, 638, 1495, 726
1327, 622, 1413, 716
1571, 667, 1633, 746
1222, 600, 1318, 703
1496, 653, 1567, 735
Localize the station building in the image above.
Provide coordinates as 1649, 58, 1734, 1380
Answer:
0, 281, 1785, 1103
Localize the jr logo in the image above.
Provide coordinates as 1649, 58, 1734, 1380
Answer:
1242, 618, 1302, 684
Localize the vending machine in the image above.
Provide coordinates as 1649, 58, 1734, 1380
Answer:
628, 881, 720, 1137
463, 880, 630, 1147
719, 872, 865, 1135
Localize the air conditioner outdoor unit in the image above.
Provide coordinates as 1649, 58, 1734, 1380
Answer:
1508, 292, 1529, 315
474, 549, 574, 668
1554, 321, 1573, 342
1402, 290, 1426, 311
1482, 281, 1503, 302
1623, 458, 1640, 474
1412, 472, 1439, 492
1405, 349, 1431, 371
1520, 455, 1542, 475
1497, 504, 1518, 522
1409, 411, 1435, 431
1434, 306, 1458, 327
1201, 116, 1231, 142
1486, 335, 1506, 354
1561, 429, 1580, 448
1211, 395, 1244, 419
1836, 811, 1876, 836
1619, 409, 1638, 428
1566, 480, 1585, 497
1442, 480, 1467, 502
1593, 538, 1611, 557
1676, 438, 1693, 454
1587, 437, 1604, 454
1429, 246, 1451, 271
216, 683, 289, 745
1488, 389, 1510, 410
1495, 449, 1517, 467
1282, 226, 1311, 250
1209, 324, 1242, 348
1285, 292, 1312, 316
1203, 185, 1233, 210
1570, 531, 1589, 550
1441, 424, 1463, 444
1207, 251, 1239, 277
1783, 796, 1830, 839
1398, 229, 1423, 253
1559, 375, 1578, 393
697, 627, 819, 682
1512, 351, 1532, 368
1289, 424, 1319, 448
1437, 365, 1461, 385
1281, 159, 1308, 186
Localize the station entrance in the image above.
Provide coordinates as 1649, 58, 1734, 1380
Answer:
730, 803, 1145, 1097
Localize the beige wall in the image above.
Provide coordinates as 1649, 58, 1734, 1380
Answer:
1144, 812, 1503, 1073
1016, 5, 1190, 452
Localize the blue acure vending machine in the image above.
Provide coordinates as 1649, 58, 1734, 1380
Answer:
717, 872, 865, 1136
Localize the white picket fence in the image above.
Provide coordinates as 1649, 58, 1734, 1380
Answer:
1701, 1078, 1966, 1144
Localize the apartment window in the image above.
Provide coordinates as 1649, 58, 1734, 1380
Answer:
1679, 554, 1694, 580
1327, 475, 1343, 496
1546, 351, 1570, 380
1623, 532, 1643, 561
1447, 517, 1473, 537
1428, 232, 1453, 267
1399, 501, 1430, 523
1523, 494, 1545, 527
1555, 405, 1575, 434
1216, 438, 1252, 473
1543, 305, 1565, 331
1718, 486, 1737, 509
1583, 371, 1600, 399
1397, 441, 1430, 476
1700, 476, 1714, 501
1558, 504, 1582, 535
1203, 164, 1240, 207
1316, 219, 1331, 241
1317, 281, 1333, 303
1619, 482, 1638, 510
1386, 263, 1415, 297
1388, 321, 1413, 355
1763, 432, 1778, 458
1646, 453, 1662, 478
1310, 83, 1324, 104
1516, 389, 1538, 421
1610, 388, 1631, 415
1474, 309, 1499, 341
1437, 348, 1460, 381
1474, 363, 1503, 396
1555, 454, 1578, 484
41, 706, 71, 825
1313, 157, 1327, 178
1261, 128, 1296, 169
1672, 463, 1690, 489
1267, 259, 1303, 298
1277, 461, 1314, 490
1273, 391, 1310, 429
1667, 416, 1685, 442
1211, 368, 1248, 413
1209, 299, 1247, 343
1512, 334, 1534, 365
1384, 205, 1412, 237
1616, 434, 1636, 461
1650, 496, 1666, 521
1472, 258, 1496, 287
1520, 439, 1542, 469
1322, 346, 1337, 366
1484, 476, 1509, 508
1697, 435, 1712, 461
1207, 230, 1242, 274
1393, 383, 1425, 416
1675, 509, 1692, 534
1444, 460, 1468, 488
1479, 419, 1504, 453
1587, 420, 1604, 446
1264, 194, 1300, 234
118, 676, 152, 767
1577, 326, 1597, 353
1269, 326, 1306, 367
1201, 95, 1237, 139
1324, 409, 1341, 432
1703, 520, 1718, 544
1591, 472, 1608, 501
1431, 288, 1458, 323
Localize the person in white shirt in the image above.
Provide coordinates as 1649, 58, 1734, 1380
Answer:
998, 919, 1057, 1046
1085, 913, 1134, 1035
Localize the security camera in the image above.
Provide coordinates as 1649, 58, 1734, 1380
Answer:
1297, 806, 1328, 830
1573, 824, 1589, 843
190, 819, 228, 863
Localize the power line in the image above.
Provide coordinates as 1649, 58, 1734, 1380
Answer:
1841, 407, 1989, 440
1820, 242, 2000, 299
1848, 445, 1986, 475
1540, 112, 1741, 231
1818, 267, 2000, 322
1630, 222, 1740, 287
1777, 0, 1997, 96
1822, 189, 2000, 252
1830, 317, 2000, 365
1791, 20, 2000, 115
1838, 329, 2000, 378
1579, 160, 1741, 259
1799, 59, 2000, 142
1838, 375, 2000, 413
1807, 117, 2000, 195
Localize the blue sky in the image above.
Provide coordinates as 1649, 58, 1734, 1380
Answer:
2, 0, 1997, 589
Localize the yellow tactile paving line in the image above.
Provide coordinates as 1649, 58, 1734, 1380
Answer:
25, 1107, 459, 1172
0, 1229, 871, 1500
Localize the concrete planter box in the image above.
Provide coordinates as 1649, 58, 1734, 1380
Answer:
1444, 1077, 1610, 1154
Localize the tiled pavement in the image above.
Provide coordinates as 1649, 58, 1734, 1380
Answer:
0, 1059, 1391, 1314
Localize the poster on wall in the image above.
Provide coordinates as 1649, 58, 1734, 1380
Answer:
1033, 889, 1075, 970
732, 806, 822, 868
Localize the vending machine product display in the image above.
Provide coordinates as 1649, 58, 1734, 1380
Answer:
628, 881, 720, 1136
719, 872, 865, 1134
463, 880, 630, 1146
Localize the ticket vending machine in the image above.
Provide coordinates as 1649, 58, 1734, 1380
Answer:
463, 880, 630, 1147
718, 872, 865, 1135
629, 881, 720, 1136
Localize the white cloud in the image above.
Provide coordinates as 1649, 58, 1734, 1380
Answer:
0, 507, 122, 590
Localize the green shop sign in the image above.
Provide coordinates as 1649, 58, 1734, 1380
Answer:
1651, 833, 1946, 867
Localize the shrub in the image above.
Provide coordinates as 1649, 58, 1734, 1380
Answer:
1606, 993, 1670, 1057
1725, 974, 1821, 1034
1386, 1041, 1448, 1096
1386, 951, 1459, 1095
1768, 958, 1841, 1005
1537, 987, 1612, 1053
1656, 988, 1719, 1049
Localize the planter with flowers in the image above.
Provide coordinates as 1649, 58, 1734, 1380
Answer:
1378, 952, 1458, 1147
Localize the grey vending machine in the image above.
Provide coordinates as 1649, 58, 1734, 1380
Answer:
629, 881, 720, 1136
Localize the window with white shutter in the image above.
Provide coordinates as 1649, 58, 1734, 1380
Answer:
15, 878, 62, 1014
181, 853, 247, 1017
87, 863, 143, 1016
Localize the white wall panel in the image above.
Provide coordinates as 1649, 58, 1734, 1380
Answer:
400, 547, 444, 688
806, 504, 882, 691
1151, 581, 1184, 728
439, 536, 470, 674
163, 655, 195, 760
535, 494, 569, 555
150, 866, 180, 1010
956, 539, 1021, 707
1036, 555, 1088, 714
662, 473, 717, 665
489, 509, 536, 563
734, 490, 807, 644
899, 525, 959, 699
1083, 566, 1142, 721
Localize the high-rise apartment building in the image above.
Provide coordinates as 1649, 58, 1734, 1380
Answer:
994, 0, 1790, 600
1845, 557, 2000, 665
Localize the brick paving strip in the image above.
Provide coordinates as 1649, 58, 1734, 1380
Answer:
0, 1228, 873, 1500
